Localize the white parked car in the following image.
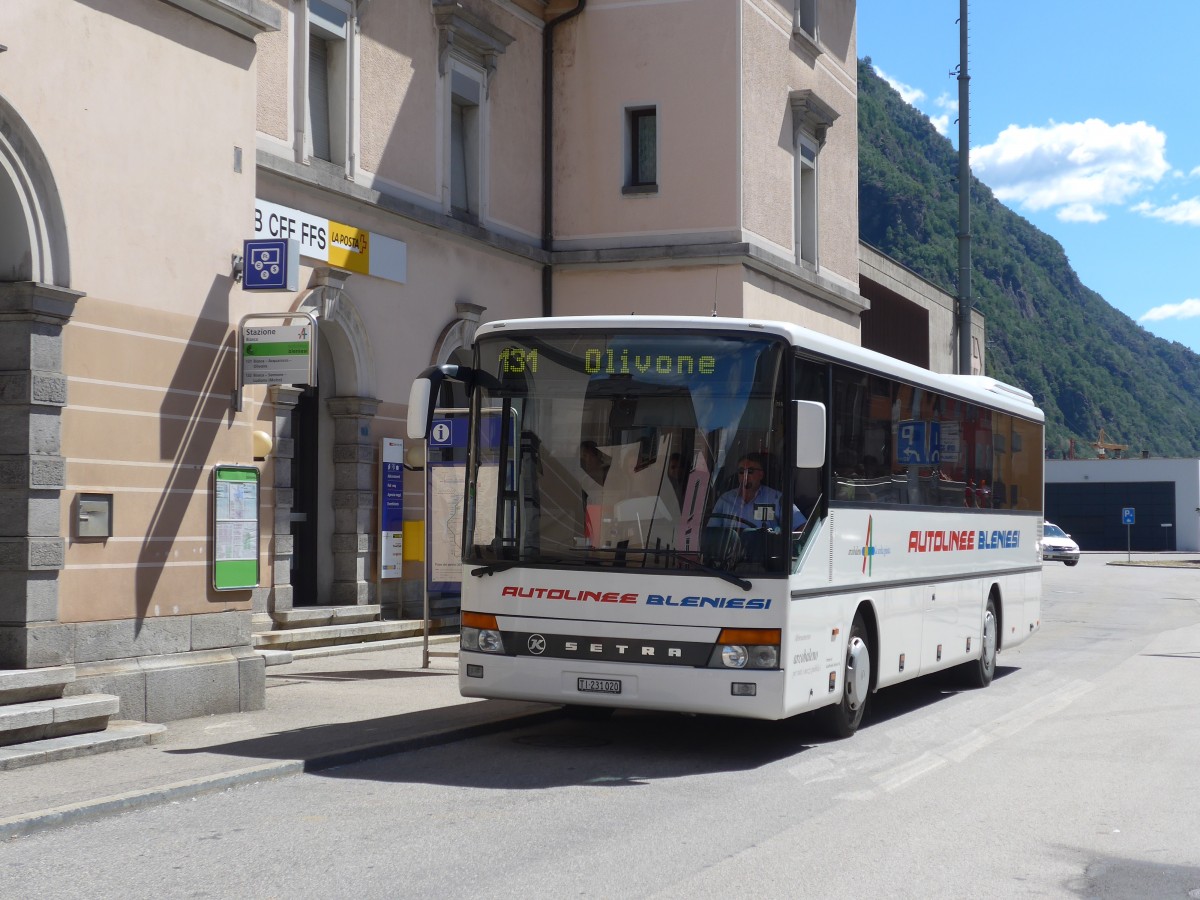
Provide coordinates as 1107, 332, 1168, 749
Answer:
1041, 521, 1080, 566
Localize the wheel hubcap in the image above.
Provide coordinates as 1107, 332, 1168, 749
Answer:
982, 610, 996, 672
845, 636, 870, 710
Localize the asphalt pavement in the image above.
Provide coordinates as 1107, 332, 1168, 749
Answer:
0, 635, 560, 841
2, 552, 1196, 843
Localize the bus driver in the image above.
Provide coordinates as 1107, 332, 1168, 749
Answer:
709, 453, 805, 532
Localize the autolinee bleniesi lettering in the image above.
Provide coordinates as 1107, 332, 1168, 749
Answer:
500, 586, 638, 604
907, 529, 1021, 552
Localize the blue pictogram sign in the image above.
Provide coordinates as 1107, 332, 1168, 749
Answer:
243, 238, 299, 292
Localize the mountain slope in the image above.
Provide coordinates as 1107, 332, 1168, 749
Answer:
858, 58, 1200, 458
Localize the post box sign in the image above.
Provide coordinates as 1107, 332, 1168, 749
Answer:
253, 198, 407, 284
242, 238, 299, 291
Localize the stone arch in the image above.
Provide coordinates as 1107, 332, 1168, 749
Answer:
431, 301, 487, 365
0, 95, 70, 286
297, 268, 377, 398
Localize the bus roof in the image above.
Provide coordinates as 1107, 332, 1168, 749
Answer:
474, 315, 1044, 422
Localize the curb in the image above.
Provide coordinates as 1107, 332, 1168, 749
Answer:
0, 706, 562, 842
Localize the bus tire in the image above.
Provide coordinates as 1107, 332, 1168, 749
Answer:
819, 612, 870, 739
961, 595, 998, 689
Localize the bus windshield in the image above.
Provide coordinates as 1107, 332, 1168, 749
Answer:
465, 330, 793, 577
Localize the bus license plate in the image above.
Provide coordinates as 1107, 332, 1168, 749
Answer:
577, 677, 621, 695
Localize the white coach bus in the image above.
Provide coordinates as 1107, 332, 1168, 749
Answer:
408, 316, 1044, 737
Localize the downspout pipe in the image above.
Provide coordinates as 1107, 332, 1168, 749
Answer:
542, 0, 586, 318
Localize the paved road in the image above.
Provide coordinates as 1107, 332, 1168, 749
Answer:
3, 555, 1199, 899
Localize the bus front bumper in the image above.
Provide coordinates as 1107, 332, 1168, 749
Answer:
459, 651, 788, 720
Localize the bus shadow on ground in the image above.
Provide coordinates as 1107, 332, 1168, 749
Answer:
862, 664, 1018, 728
308, 667, 1018, 790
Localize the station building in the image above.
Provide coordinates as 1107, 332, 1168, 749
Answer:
0, 0, 981, 729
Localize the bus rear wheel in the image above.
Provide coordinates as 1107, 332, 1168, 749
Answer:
960, 595, 998, 689
819, 613, 870, 739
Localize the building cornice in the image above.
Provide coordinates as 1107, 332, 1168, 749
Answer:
160, 0, 281, 39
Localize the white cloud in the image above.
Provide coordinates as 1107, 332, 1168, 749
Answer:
1133, 197, 1200, 225
927, 93, 957, 137
874, 66, 926, 105
972, 120, 1170, 220
1057, 203, 1106, 223
1191, 165, 1200, 177
1139, 299, 1200, 323
935, 93, 958, 116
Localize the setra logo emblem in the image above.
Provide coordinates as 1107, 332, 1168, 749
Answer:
527, 634, 547, 655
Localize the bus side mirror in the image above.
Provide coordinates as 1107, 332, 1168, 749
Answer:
407, 376, 434, 440
794, 400, 826, 468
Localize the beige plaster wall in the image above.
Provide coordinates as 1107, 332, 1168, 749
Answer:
0, 1, 265, 623
358, 0, 440, 199
482, 5, 544, 239
2, 0, 259, 318
742, 268, 862, 342
553, 265, 750, 319
741, 0, 858, 282
256, 0, 290, 142
553, 0, 742, 242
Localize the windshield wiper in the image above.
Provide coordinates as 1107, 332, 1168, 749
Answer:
607, 547, 753, 590
665, 552, 753, 590
471, 551, 591, 577
470, 561, 519, 577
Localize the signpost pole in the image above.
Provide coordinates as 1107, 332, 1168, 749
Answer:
422, 436, 431, 669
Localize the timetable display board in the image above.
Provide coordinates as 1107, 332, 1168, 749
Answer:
213, 465, 261, 591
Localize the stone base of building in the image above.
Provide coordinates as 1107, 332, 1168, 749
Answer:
66, 647, 265, 724
0, 611, 266, 723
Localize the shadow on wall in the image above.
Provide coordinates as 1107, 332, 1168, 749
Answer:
135, 275, 239, 626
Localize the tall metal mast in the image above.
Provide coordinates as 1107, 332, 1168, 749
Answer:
956, 0, 973, 374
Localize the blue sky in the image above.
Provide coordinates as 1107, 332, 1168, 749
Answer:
858, 1, 1200, 354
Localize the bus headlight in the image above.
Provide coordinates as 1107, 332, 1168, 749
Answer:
477, 629, 505, 653
721, 645, 749, 668
461, 611, 505, 654
709, 628, 781, 670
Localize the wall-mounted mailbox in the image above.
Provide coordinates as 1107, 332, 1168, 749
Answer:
77, 493, 113, 539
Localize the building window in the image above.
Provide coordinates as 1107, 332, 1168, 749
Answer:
306, 0, 353, 167
434, 2, 514, 223
624, 106, 657, 194
794, 0, 818, 43
450, 69, 482, 221
788, 90, 838, 269
796, 134, 817, 265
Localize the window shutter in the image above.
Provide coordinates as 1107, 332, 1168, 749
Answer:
308, 36, 331, 161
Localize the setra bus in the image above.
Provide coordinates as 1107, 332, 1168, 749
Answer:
407, 316, 1044, 736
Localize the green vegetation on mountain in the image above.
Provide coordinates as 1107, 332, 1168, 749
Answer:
858, 58, 1200, 458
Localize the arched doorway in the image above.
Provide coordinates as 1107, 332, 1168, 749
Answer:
273, 270, 378, 615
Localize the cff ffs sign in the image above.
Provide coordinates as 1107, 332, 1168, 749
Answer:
252, 198, 408, 283
254, 200, 330, 259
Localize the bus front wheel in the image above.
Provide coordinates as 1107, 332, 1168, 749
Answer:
960, 595, 998, 689
820, 613, 870, 739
